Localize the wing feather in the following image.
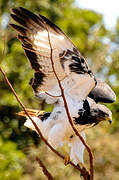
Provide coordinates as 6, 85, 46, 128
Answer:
89, 79, 116, 103
10, 7, 96, 99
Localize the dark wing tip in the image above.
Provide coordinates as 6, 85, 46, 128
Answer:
10, 23, 27, 35
11, 7, 20, 14
89, 79, 116, 103
39, 14, 64, 35
89, 91, 116, 103
29, 72, 45, 92
10, 14, 26, 27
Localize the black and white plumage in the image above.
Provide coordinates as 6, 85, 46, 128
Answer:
18, 97, 112, 164
10, 7, 96, 101
89, 78, 116, 103
11, 7, 116, 165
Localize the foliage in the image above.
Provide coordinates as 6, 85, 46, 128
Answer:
0, 137, 25, 180
0, 105, 39, 149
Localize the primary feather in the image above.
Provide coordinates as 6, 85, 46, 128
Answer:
89, 79, 116, 103
10, 7, 96, 101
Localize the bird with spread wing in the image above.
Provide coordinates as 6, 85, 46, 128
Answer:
10, 7, 116, 165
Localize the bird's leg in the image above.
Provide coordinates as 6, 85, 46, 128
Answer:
64, 153, 70, 166
61, 143, 70, 166
77, 164, 90, 180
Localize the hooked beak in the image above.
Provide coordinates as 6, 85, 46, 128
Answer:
105, 116, 112, 124
108, 119, 112, 124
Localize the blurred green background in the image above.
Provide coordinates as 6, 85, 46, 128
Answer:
0, 0, 119, 179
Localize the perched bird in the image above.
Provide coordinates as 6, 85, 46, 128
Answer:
18, 97, 112, 164
11, 7, 116, 165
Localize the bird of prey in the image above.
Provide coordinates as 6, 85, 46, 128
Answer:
18, 96, 112, 165
10, 7, 116, 165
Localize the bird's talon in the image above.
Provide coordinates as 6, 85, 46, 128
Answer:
64, 154, 70, 166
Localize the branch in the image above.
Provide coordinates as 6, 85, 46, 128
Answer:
36, 157, 54, 180
45, 24, 94, 179
0, 66, 89, 179
45, 91, 61, 98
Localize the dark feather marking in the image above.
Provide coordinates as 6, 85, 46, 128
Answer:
19, 39, 32, 48
22, 41, 32, 47
18, 35, 32, 44
29, 72, 45, 92
74, 100, 92, 125
10, 21, 41, 72
77, 100, 90, 117
12, 8, 45, 29
95, 78, 97, 85
83, 100, 90, 113
12, 8, 30, 21
59, 49, 77, 69
59, 49, 73, 59
11, 14, 27, 27
74, 112, 97, 126
12, 8, 21, 15
73, 47, 79, 56
59, 49, 92, 75
74, 100, 107, 125
40, 112, 51, 122
65, 49, 74, 56
24, 48, 41, 71
39, 14, 64, 35
88, 70, 92, 75
11, 14, 37, 31
80, 58, 85, 63
22, 44, 34, 51
69, 62, 87, 74
72, 56, 80, 63
69, 55, 94, 75
89, 89, 114, 103
19, 7, 43, 25
18, 34, 42, 72
89, 80, 115, 103
10, 24, 27, 35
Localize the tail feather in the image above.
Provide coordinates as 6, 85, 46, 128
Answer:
17, 109, 45, 117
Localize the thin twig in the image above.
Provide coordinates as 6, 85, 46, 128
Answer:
36, 157, 54, 180
45, 91, 61, 98
45, 24, 94, 179
0, 66, 89, 179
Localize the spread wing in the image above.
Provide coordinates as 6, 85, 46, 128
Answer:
10, 7, 96, 100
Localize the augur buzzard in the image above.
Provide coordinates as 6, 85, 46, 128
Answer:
10, 7, 116, 165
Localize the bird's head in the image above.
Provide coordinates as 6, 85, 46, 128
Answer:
75, 100, 112, 126
90, 104, 112, 124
